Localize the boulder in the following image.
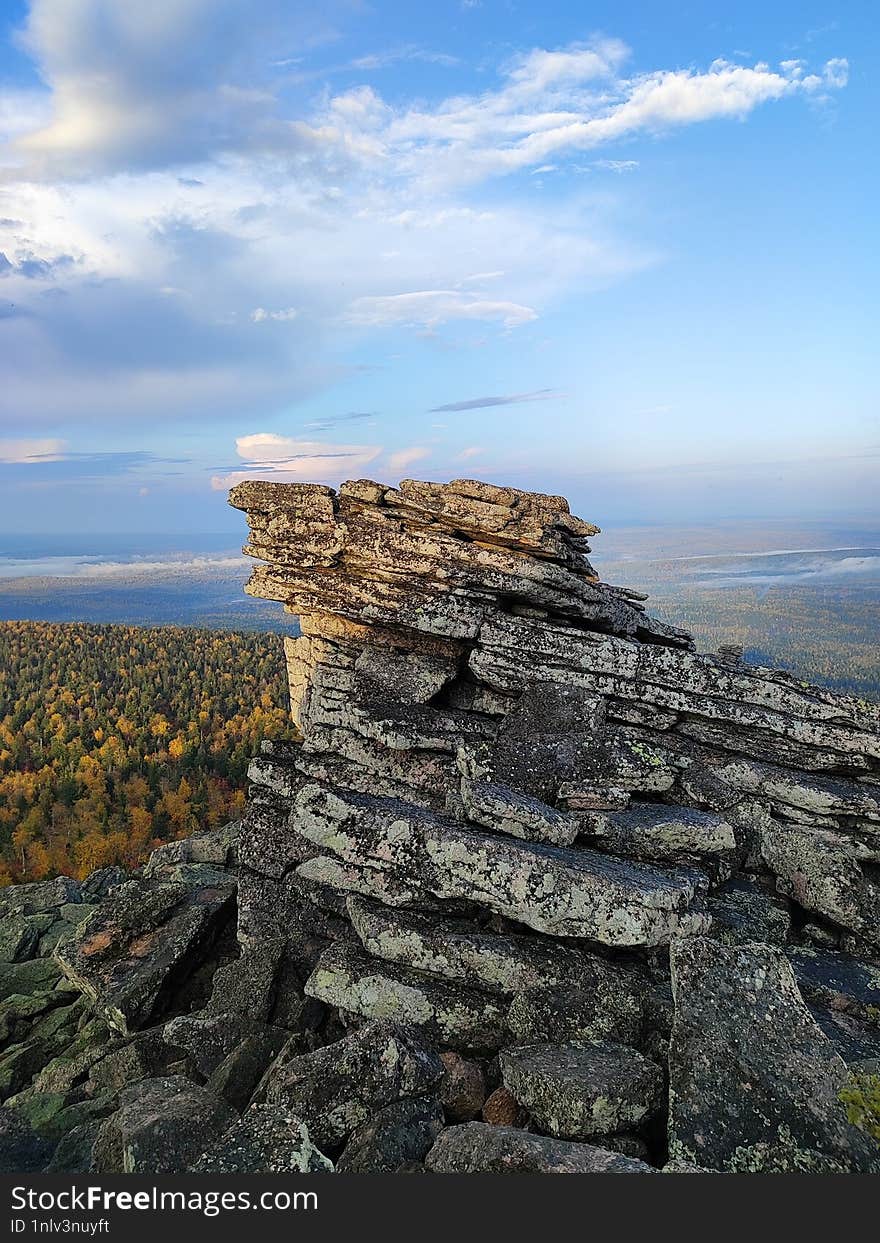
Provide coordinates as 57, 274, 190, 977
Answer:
55, 873, 236, 1034
162, 1012, 283, 1079
500, 1041, 663, 1140
425, 1123, 655, 1173
263, 1020, 443, 1148
667, 937, 879, 1172
481, 1086, 527, 1128
336, 1096, 444, 1172
91, 1076, 237, 1174
191, 1105, 332, 1173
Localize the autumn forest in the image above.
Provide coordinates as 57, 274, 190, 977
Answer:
0, 621, 291, 885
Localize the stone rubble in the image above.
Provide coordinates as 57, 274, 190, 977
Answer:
1, 475, 878, 1175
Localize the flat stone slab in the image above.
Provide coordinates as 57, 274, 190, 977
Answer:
460, 778, 580, 846
592, 804, 741, 877
346, 895, 621, 994
55, 873, 236, 1035
707, 877, 792, 946
500, 1041, 663, 1140
304, 943, 509, 1049
787, 945, 880, 1021
295, 784, 710, 946
425, 1123, 655, 1173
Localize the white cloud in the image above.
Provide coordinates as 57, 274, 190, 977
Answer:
251, 306, 299, 323
457, 446, 483, 460
503, 40, 629, 95
0, 437, 67, 462
11, 0, 343, 177
370, 50, 848, 186
387, 446, 430, 474
210, 432, 382, 490
348, 290, 538, 330
0, 13, 849, 429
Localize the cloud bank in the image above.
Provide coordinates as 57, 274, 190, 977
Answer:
0, 3, 849, 454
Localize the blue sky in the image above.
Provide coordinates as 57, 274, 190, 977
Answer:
0, 0, 876, 533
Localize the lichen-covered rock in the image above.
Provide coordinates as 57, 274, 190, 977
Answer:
91, 1077, 237, 1174
205, 938, 286, 1022
425, 1123, 655, 1173
224, 475, 880, 1176
3, 474, 880, 1177
0, 998, 85, 1101
346, 897, 601, 994
336, 1096, 444, 1172
507, 979, 645, 1048
304, 943, 509, 1049
500, 1041, 663, 1140
191, 1106, 333, 1173
144, 822, 241, 877
205, 1029, 289, 1112
163, 1012, 284, 1078
667, 937, 879, 1173
708, 877, 792, 946
55, 872, 236, 1034
588, 804, 743, 879
759, 819, 880, 945
262, 1020, 443, 1148
89, 1076, 227, 1172
295, 782, 709, 945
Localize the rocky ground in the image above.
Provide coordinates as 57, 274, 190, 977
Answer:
1, 476, 879, 1175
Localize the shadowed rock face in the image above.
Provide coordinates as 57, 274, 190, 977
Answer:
2, 476, 879, 1176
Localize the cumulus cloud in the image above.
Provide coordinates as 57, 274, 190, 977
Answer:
210, 431, 382, 490
0, 8, 849, 433
11, 0, 344, 178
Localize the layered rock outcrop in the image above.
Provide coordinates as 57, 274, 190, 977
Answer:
2, 475, 878, 1176
226, 476, 880, 1173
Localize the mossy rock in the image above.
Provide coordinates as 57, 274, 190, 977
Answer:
11, 1091, 116, 1142
0, 960, 62, 999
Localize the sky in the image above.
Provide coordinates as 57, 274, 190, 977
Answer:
0, 0, 877, 534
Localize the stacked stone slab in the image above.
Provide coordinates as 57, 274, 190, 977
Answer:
228, 476, 880, 1172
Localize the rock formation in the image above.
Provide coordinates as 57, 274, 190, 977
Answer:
1, 475, 879, 1175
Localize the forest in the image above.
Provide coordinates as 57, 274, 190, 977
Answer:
0, 621, 291, 885
645, 583, 880, 700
